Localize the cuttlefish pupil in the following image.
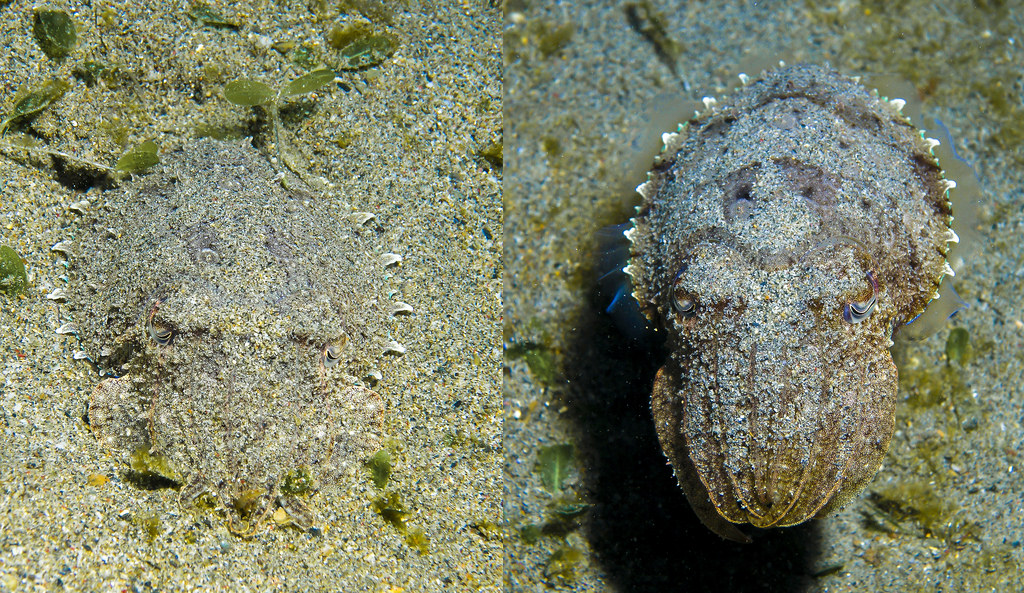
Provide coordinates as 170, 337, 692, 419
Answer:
843, 270, 878, 324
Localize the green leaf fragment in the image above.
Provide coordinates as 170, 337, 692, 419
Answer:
223, 79, 276, 106
945, 327, 972, 366
537, 443, 574, 492
33, 9, 77, 59
0, 78, 70, 135
365, 449, 392, 489
188, 2, 238, 29
327, 21, 373, 50
339, 0, 394, 25
281, 69, 337, 97
0, 245, 28, 297
114, 140, 159, 173
337, 34, 397, 70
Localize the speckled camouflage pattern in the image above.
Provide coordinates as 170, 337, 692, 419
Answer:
627, 63, 957, 541
69, 139, 398, 534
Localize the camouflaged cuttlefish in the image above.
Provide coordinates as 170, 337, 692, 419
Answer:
65, 138, 408, 535
625, 63, 960, 542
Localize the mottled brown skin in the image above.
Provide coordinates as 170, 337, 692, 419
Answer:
628, 64, 955, 541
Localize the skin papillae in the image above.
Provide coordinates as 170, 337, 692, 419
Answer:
627, 63, 956, 542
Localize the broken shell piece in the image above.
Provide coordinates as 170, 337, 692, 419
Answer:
56, 322, 78, 335
365, 369, 383, 385
351, 212, 375, 225
50, 241, 73, 254
889, 98, 906, 112
46, 288, 67, 301
391, 302, 413, 315
380, 253, 402, 267
383, 340, 406, 355
69, 199, 91, 215
73, 351, 91, 360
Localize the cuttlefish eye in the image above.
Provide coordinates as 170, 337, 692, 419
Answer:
671, 265, 697, 319
673, 294, 696, 318
321, 343, 343, 368
843, 271, 878, 324
148, 322, 174, 345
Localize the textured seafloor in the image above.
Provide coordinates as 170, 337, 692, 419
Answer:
505, 1, 1023, 591
1, 1, 501, 591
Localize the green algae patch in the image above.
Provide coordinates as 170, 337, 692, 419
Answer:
404, 527, 429, 555
477, 140, 502, 170
536, 443, 573, 493
33, 8, 77, 60
280, 467, 314, 496
543, 546, 583, 587
0, 245, 28, 297
365, 449, 392, 489
535, 22, 574, 58
945, 327, 972, 366
123, 446, 180, 490
114, 140, 159, 174
505, 340, 556, 384
137, 513, 163, 543
371, 490, 410, 530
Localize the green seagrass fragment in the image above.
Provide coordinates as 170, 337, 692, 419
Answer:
536, 443, 573, 493
339, 0, 394, 25
188, 2, 238, 29
0, 78, 70, 136
33, 9, 77, 59
945, 327, 972, 366
326, 21, 373, 50
114, 140, 159, 173
223, 79, 276, 106
337, 33, 397, 70
281, 69, 337, 97
0, 245, 28, 296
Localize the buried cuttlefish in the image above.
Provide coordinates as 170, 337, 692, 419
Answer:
62, 138, 409, 535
